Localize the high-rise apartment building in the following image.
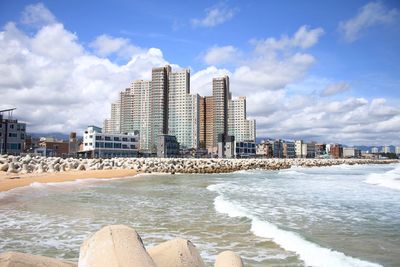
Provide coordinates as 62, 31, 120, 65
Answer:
204, 96, 214, 150
228, 96, 256, 142
248, 119, 256, 142
212, 76, 230, 147
150, 65, 171, 151
103, 100, 121, 134
199, 97, 206, 148
132, 80, 151, 151
168, 69, 199, 149
120, 88, 134, 133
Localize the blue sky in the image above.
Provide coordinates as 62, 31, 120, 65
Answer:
0, 1, 399, 145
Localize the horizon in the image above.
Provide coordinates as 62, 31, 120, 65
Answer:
0, 1, 399, 146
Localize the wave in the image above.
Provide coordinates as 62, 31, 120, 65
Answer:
208, 184, 382, 267
0, 176, 138, 202
364, 164, 400, 191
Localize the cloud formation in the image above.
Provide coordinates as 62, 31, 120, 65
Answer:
320, 82, 350, 97
339, 1, 399, 42
191, 3, 237, 27
0, 3, 399, 146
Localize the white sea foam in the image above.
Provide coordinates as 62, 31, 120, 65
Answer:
364, 164, 400, 191
208, 184, 382, 267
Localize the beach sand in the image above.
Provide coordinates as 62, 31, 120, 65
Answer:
0, 169, 137, 193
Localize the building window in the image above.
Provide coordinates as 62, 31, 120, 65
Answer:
130, 145, 136, 149
122, 137, 128, 142
104, 142, 112, 148
114, 143, 121, 148
130, 138, 135, 142
114, 137, 120, 141
8, 133, 17, 138
105, 136, 111, 141
95, 136, 102, 140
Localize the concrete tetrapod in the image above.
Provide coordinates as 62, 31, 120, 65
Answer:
78, 225, 156, 267
0, 251, 77, 267
147, 238, 205, 267
214, 251, 244, 267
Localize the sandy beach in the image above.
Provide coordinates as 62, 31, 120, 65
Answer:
0, 169, 137, 193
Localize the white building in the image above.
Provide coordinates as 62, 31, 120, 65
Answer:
82, 126, 138, 158
228, 96, 256, 142
371, 147, 379, 153
396, 146, 400, 154
103, 100, 121, 134
383, 146, 392, 153
168, 69, 199, 149
120, 88, 135, 134
132, 80, 151, 151
295, 140, 316, 158
343, 147, 361, 158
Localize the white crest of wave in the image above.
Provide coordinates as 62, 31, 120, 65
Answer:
364, 164, 400, 191
212, 194, 381, 267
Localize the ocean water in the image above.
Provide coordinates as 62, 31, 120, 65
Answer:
0, 163, 399, 267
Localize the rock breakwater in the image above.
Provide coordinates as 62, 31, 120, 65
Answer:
0, 155, 398, 175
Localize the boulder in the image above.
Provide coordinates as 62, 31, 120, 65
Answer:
78, 225, 155, 267
6, 162, 18, 174
148, 238, 205, 267
0, 163, 9, 172
0, 251, 77, 267
214, 251, 244, 267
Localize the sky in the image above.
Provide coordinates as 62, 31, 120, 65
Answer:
0, 0, 399, 146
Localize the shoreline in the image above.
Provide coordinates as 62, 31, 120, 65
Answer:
0, 169, 138, 193
0, 156, 398, 193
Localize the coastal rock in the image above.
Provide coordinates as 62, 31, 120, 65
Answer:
6, 162, 18, 174
0, 163, 8, 172
214, 251, 244, 267
77, 164, 86, 171
78, 225, 155, 267
148, 238, 205, 267
0, 251, 77, 267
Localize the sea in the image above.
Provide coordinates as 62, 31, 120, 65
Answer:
0, 163, 399, 267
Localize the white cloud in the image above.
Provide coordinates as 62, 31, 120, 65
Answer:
251, 25, 324, 53
191, 4, 237, 27
203, 45, 239, 65
0, 5, 169, 133
339, 1, 399, 42
320, 81, 350, 97
21, 3, 56, 27
89, 34, 145, 59
191, 66, 231, 96
1, 3, 399, 146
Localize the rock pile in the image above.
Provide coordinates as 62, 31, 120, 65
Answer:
0, 154, 398, 175
0, 225, 244, 267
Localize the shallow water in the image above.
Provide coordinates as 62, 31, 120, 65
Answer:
0, 164, 399, 266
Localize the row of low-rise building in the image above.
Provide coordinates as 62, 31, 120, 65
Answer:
102, 65, 256, 158
255, 140, 367, 159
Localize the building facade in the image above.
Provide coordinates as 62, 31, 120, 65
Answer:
330, 144, 343, 158
132, 80, 151, 151
343, 147, 361, 158
82, 126, 138, 158
0, 114, 26, 155
212, 76, 230, 147
283, 141, 296, 158
228, 96, 256, 142
120, 88, 134, 134
150, 66, 171, 152
157, 134, 180, 158
168, 69, 199, 149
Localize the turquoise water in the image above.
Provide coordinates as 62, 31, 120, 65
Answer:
0, 163, 399, 266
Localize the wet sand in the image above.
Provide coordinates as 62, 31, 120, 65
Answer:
0, 169, 137, 193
